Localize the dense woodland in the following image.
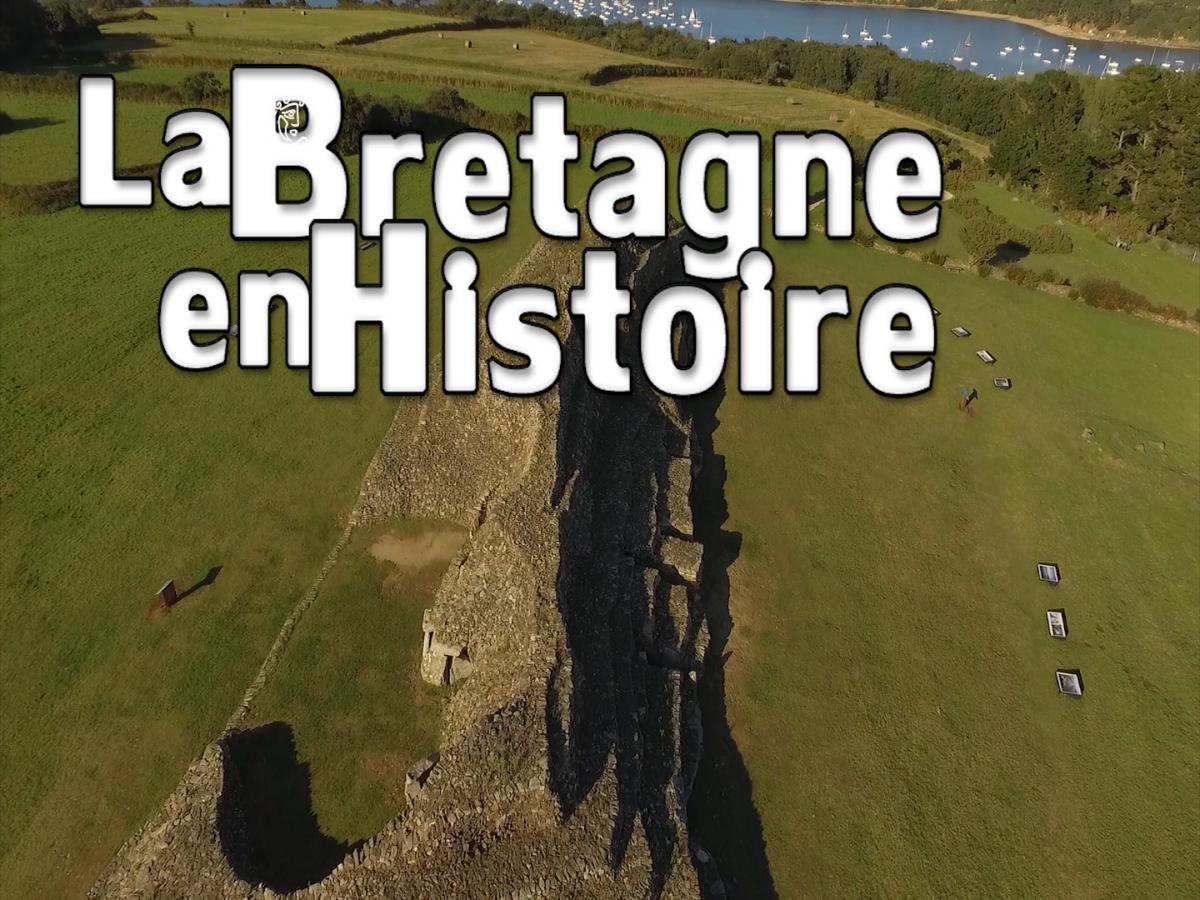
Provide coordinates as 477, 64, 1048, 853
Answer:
0, 0, 98, 65
992, 68, 1199, 244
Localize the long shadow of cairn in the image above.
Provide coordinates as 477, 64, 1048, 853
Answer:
544, 233, 775, 898
218, 722, 359, 893
687, 374, 777, 899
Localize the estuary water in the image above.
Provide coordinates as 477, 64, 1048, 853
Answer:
189, 0, 1200, 78
511, 0, 1200, 78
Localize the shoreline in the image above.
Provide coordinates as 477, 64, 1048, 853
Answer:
772, 1, 1200, 51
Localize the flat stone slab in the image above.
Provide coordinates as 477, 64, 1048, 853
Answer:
661, 537, 702, 585
662, 456, 694, 537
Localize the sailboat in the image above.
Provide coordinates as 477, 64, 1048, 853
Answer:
1017, 59, 1025, 75
1017, 40, 1026, 51
963, 31, 971, 47
803, 26, 811, 43
1032, 39, 1042, 58
841, 21, 849, 39
899, 44, 909, 54
951, 42, 963, 62
882, 19, 892, 39
687, 7, 701, 28
859, 19, 869, 37
706, 22, 716, 45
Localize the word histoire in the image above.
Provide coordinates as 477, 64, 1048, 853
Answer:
78, 67, 943, 398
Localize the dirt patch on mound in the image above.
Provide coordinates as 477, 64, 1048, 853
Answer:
369, 529, 464, 573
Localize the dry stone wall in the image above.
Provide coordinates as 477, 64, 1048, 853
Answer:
88, 230, 722, 899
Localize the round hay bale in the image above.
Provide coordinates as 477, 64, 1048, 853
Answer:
223, 11, 229, 17
465, 39, 473, 48
437, 32, 443, 39
513, 42, 520, 50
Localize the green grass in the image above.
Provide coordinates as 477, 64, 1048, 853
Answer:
245, 517, 457, 845
0, 91, 167, 184
0, 146, 539, 898
0, 199, 391, 898
860, 196, 969, 260
100, 6, 444, 47
707, 233, 1200, 898
19, 63, 720, 141
362, 26, 675, 82
965, 181, 1200, 310
868, 180, 1200, 311
609, 75, 991, 155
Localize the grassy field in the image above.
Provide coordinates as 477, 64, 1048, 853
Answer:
705, 233, 1200, 898
32, 62, 726, 140
0, 196, 394, 898
364, 26, 678, 82
0, 90, 168, 184
101, 6, 444, 47
965, 181, 1200, 310
609, 75, 991, 156
0, 127, 540, 898
244, 517, 462, 850
1, 8, 1198, 899
865, 182, 1200, 312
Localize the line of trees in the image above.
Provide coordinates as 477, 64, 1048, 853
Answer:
696, 40, 1018, 136
0, 0, 99, 67
958, 197, 1073, 264
991, 69, 1200, 245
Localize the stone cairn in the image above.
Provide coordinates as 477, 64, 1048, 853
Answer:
88, 230, 723, 899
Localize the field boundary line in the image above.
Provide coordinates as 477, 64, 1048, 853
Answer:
220, 391, 433, 736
